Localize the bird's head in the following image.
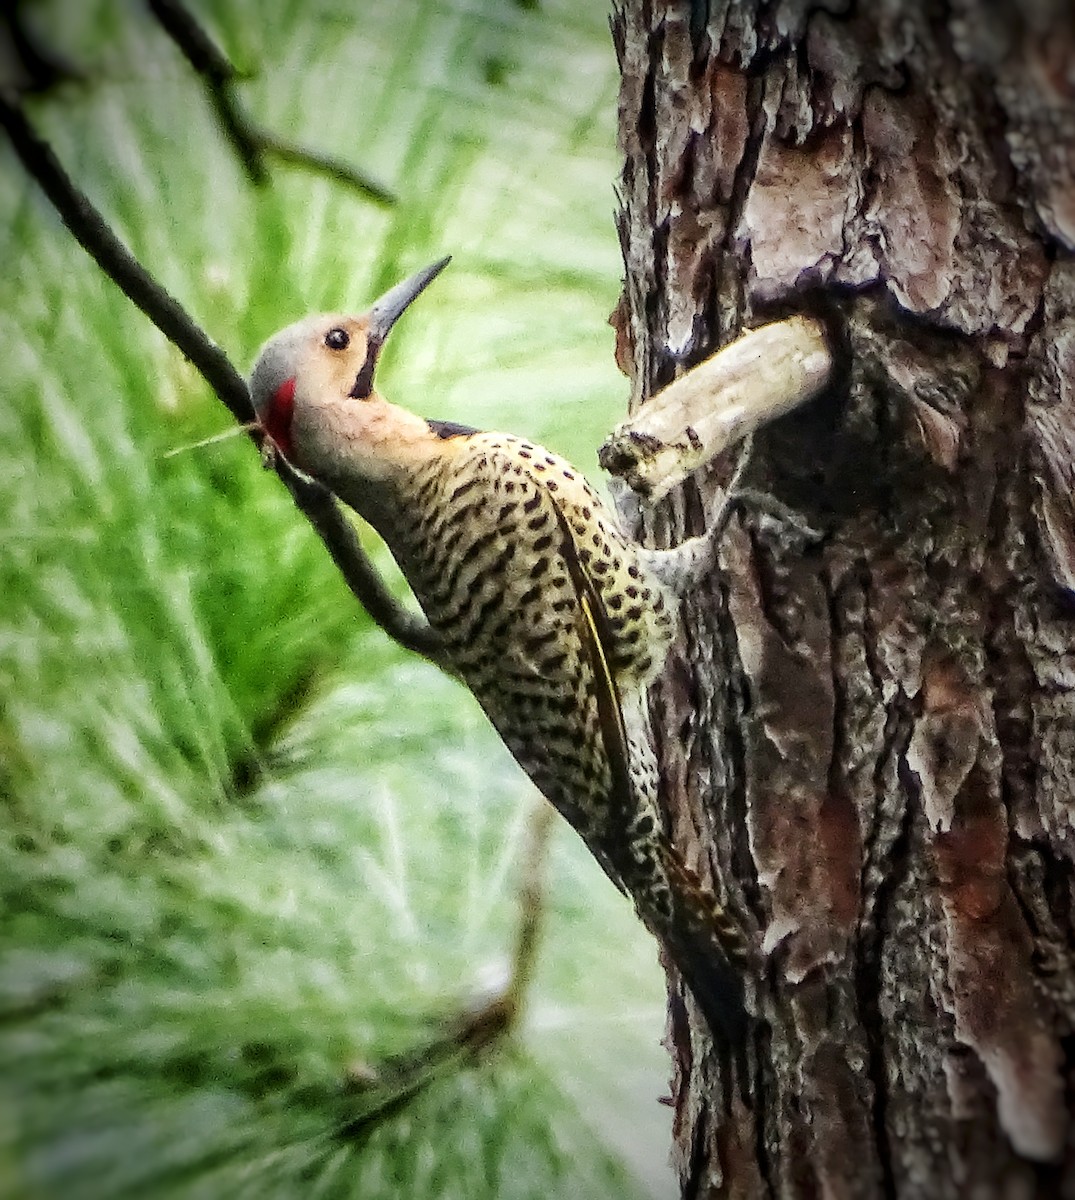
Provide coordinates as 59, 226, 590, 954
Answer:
248, 257, 450, 483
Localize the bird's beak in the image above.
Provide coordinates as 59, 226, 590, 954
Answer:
349, 256, 451, 400
367, 256, 451, 344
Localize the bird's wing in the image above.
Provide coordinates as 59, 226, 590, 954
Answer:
548, 499, 636, 826
415, 437, 640, 879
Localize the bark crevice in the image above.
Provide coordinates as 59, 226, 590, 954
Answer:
618, 0, 1075, 1192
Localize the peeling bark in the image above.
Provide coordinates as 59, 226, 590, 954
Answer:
612, 1, 1075, 1195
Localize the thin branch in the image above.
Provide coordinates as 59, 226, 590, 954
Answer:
339, 797, 556, 1138
146, 0, 396, 206
145, 0, 235, 82
501, 797, 557, 1021
1, 2, 85, 93
287, 475, 444, 662
0, 90, 442, 664
0, 90, 250, 423
257, 129, 397, 204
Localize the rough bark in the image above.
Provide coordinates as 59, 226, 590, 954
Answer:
611, 1, 1075, 1196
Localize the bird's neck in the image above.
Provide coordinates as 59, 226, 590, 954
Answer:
310, 402, 460, 535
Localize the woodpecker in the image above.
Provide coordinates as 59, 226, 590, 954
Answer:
249, 258, 749, 1046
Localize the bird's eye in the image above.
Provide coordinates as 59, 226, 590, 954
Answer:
324, 327, 350, 351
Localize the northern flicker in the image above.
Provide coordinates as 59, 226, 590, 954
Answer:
249, 258, 749, 1045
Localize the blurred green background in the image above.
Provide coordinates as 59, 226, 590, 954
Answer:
0, 2, 677, 1198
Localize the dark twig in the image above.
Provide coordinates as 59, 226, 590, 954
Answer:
502, 797, 556, 1022
339, 798, 556, 1139
146, 0, 235, 82
286, 475, 444, 662
1, 3, 85, 93
258, 129, 397, 204
146, 0, 396, 205
0, 91, 441, 664
0, 90, 250, 423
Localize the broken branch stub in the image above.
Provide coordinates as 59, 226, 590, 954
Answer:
599, 316, 833, 499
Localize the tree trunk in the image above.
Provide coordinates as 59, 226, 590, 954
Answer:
611, 1, 1075, 1195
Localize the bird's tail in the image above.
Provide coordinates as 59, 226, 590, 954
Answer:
639, 841, 751, 1054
